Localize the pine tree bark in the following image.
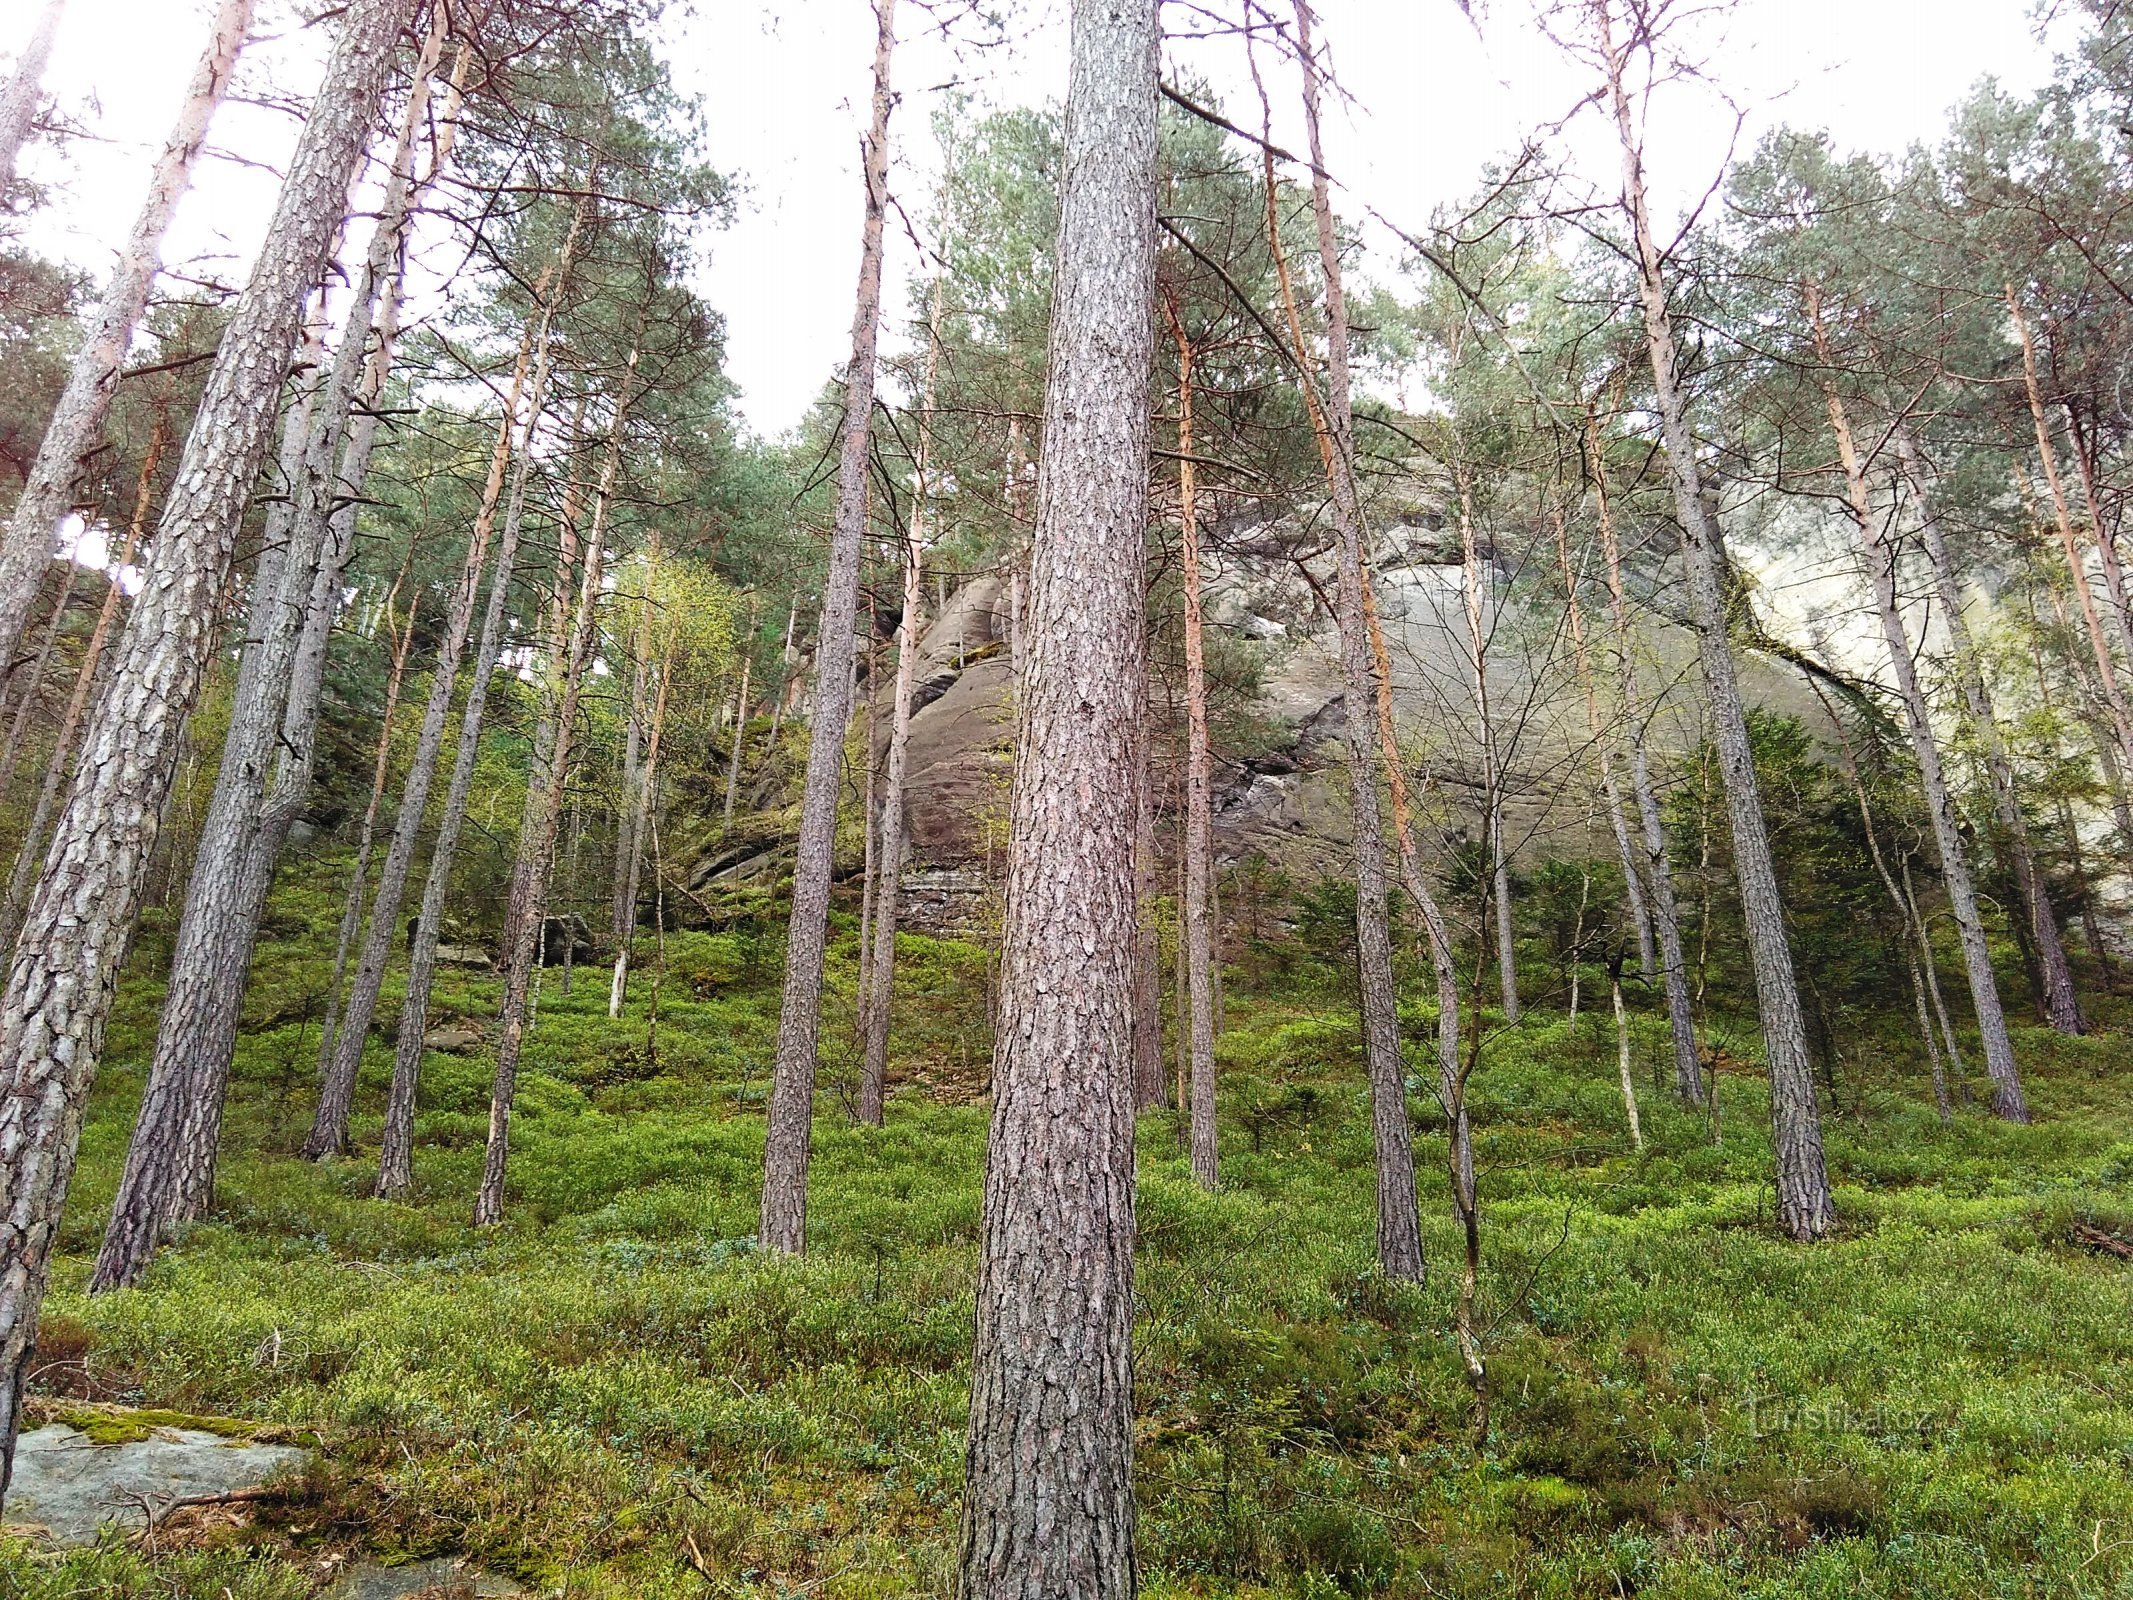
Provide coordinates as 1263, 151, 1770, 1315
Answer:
95, 14, 449, 1289
1896, 428, 2081, 1032
857, 276, 940, 1124
1162, 296, 1218, 1189
0, 410, 166, 944
759, 0, 896, 1253
0, 0, 63, 201
1595, 0, 1829, 1237
475, 350, 635, 1228
1258, 1, 1424, 1278
0, 0, 415, 1499
955, 0, 1154, 1583
0, 0, 250, 692
1810, 286, 2028, 1122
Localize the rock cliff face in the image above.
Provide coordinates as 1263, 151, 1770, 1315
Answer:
881, 523, 1832, 896
664, 497, 1838, 933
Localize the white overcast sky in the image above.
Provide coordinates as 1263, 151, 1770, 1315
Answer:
7, 0, 2062, 439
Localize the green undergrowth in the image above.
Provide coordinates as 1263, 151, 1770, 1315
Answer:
9, 861, 2133, 1598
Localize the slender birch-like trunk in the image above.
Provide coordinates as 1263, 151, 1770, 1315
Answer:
476, 350, 637, 1228
1896, 430, 2080, 1032
0, 0, 416, 1497
304, 279, 558, 1160
1585, 409, 1702, 1102
2010, 289, 2133, 797
1132, 679, 1166, 1109
1253, 7, 1423, 1278
719, 608, 755, 835
1456, 467, 1519, 1022
1162, 297, 1218, 1188
313, 581, 417, 1093
1551, 508, 1653, 976
1595, 0, 1829, 1236
857, 273, 940, 1124
0, 0, 250, 691
610, 601, 676, 1020
1810, 285, 2028, 1122
956, 0, 1154, 1580
760, 0, 896, 1252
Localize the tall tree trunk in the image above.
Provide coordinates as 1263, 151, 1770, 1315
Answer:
759, 0, 896, 1253
0, 0, 415, 1500
1455, 466, 1519, 1022
0, 0, 63, 201
1131, 676, 1166, 1109
1, 409, 166, 944
0, 562, 87, 802
955, 0, 1154, 1582
2009, 288, 2133, 800
1596, 0, 1830, 1238
610, 597, 676, 1021
1162, 296, 1218, 1189
314, 578, 417, 1106
609, 539, 655, 978
94, 14, 451, 1291
0, 0, 250, 692
1551, 508, 1653, 976
475, 349, 636, 1228
1256, 2, 1424, 1277
719, 627, 754, 835
307, 210, 578, 1161
1811, 679, 1957, 1119
1811, 287, 2028, 1122
1898, 428, 2082, 1032
857, 271, 940, 1125
1585, 408, 1702, 1102
606, 527, 660, 1019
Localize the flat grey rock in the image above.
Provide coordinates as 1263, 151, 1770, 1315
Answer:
3, 1423, 308, 1546
328, 1556, 523, 1598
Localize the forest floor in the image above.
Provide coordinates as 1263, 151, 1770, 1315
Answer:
4, 860, 2132, 1599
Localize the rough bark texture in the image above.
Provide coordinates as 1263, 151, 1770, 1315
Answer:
0, 0, 63, 202
610, 603, 675, 1021
1, 411, 165, 944
1586, 410, 1702, 1103
0, 0, 414, 1501
759, 0, 895, 1253
955, 0, 1154, 1585
1812, 294, 2028, 1122
96, 20, 447, 1290
858, 282, 939, 1124
0, 0, 250, 690
1898, 428, 2081, 1033
1598, 0, 1830, 1238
